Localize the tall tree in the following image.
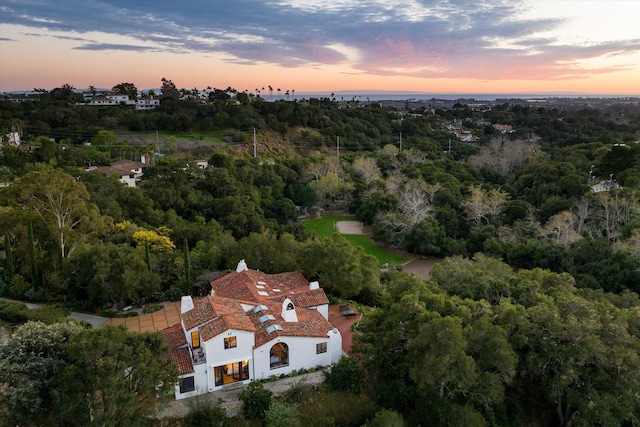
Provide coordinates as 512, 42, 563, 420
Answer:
0, 321, 84, 425
55, 325, 178, 426
111, 82, 138, 100
27, 222, 39, 289
8, 169, 106, 260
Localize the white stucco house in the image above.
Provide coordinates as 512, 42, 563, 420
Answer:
163, 260, 343, 400
94, 159, 149, 187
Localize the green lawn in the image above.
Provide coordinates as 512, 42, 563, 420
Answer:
302, 214, 408, 267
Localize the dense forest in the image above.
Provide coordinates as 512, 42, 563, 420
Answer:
1, 84, 639, 426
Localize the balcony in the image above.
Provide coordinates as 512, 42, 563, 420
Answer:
192, 348, 206, 365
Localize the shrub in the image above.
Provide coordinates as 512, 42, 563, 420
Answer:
26, 305, 69, 324
324, 357, 362, 393
298, 390, 377, 427
265, 401, 301, 427
143, 304, 162, 314
0, 300, 28, 322
239, 381, 272, 420
364, 409, 405, 427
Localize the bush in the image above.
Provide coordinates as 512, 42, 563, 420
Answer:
143, 304, 162, 314
324, 357, 362, 393
26, 305, 69, 324
0, 300, 28, 323
239, 381, 272, 420
265, 401, 301, 427
364, 409, 405, 427
297, 390, 377, 427
8, 275, 30, 299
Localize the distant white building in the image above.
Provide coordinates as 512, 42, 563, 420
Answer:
164, 260, 342, 400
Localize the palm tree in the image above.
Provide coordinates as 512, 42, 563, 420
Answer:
277, 88, 281, 98
268, 85, 273, 100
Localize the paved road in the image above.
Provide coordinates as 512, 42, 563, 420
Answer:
0, 298, 108, 328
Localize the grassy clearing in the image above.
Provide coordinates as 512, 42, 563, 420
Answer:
302, 214, 408, 267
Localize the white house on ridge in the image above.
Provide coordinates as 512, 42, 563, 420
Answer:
163, 260, 342, 400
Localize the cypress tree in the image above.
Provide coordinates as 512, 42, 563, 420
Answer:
28, 223, 39, 290
4, 233, 14, 280
144, 240, 151, 271
183, 238, 191, 285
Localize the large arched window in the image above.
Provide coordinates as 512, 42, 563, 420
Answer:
269, 342, 289, 369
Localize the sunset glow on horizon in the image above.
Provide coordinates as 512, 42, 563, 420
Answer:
1, 1, 639, 95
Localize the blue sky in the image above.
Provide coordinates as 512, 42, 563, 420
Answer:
1, 0, 639, 94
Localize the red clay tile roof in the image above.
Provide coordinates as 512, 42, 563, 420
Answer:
183, 296, 256, 341
246, 300, 335, 348
162, 323, 187, 350
182, 297, 217, 331
170, 268, 335, 346
210, 269, 328, 307
170, 347, 194, 375
269, 288, 329, 307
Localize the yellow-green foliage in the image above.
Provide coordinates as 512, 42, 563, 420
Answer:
132, 230, 176, 253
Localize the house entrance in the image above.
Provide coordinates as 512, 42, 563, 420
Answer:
214, 361, 249, 386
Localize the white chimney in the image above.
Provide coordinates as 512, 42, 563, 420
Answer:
181, 296, 194, 314
281, 298, 298, 322
309, 281, 319, 290
236, 259, 248, 272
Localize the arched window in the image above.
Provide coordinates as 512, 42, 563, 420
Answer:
269, 342, 289, 369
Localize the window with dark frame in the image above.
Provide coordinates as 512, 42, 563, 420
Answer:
179, 376, 195, 393
316, 342, 327, 354
224, 336, 237, 349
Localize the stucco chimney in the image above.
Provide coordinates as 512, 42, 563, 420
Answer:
181, 295, 194, 314
309, 281, 319, 290
236, 259, 248, 272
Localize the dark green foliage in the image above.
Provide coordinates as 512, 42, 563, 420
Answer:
3, 233, 14, 280
0, 299, 29, 322
403, 219, 447, 256
27, 222, 38, 290
186, 403, 227, 426
364, 409, 405, 427
323, 356, 362, 393
239, 381, 273, 420
297, 390, 378, 427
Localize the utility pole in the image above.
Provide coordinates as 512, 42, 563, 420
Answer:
399, 132, 403, 153
253, 128, 257, 159
336, 136, 339, 160
448, 138, 451, 155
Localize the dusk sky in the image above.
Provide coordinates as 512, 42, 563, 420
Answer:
1, 0, 639, 95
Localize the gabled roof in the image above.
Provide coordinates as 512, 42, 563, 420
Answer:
210, 269, 328, 307
110, 159, 148, 170
246, 299, 334, 348
163, 323, 187, 349
182, 296, 255, 338
169, 347, 195, 374
162, 324, 194, 375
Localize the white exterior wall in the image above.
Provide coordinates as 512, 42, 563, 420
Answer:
315, 304, 329, 320
328, 328, 343, 362
252, 334, 338, 380
174, 362, 208, 400
204, 329, 254, 391
119, 175, 136, 187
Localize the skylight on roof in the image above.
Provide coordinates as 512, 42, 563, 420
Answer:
252, 305, 268, 313
266, 324, 283, 334
258, 291, 269, 296
272, 289, 281, 292
255, 285, 265, 289
257, 281, 266, 285
259, 314, 276, 323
